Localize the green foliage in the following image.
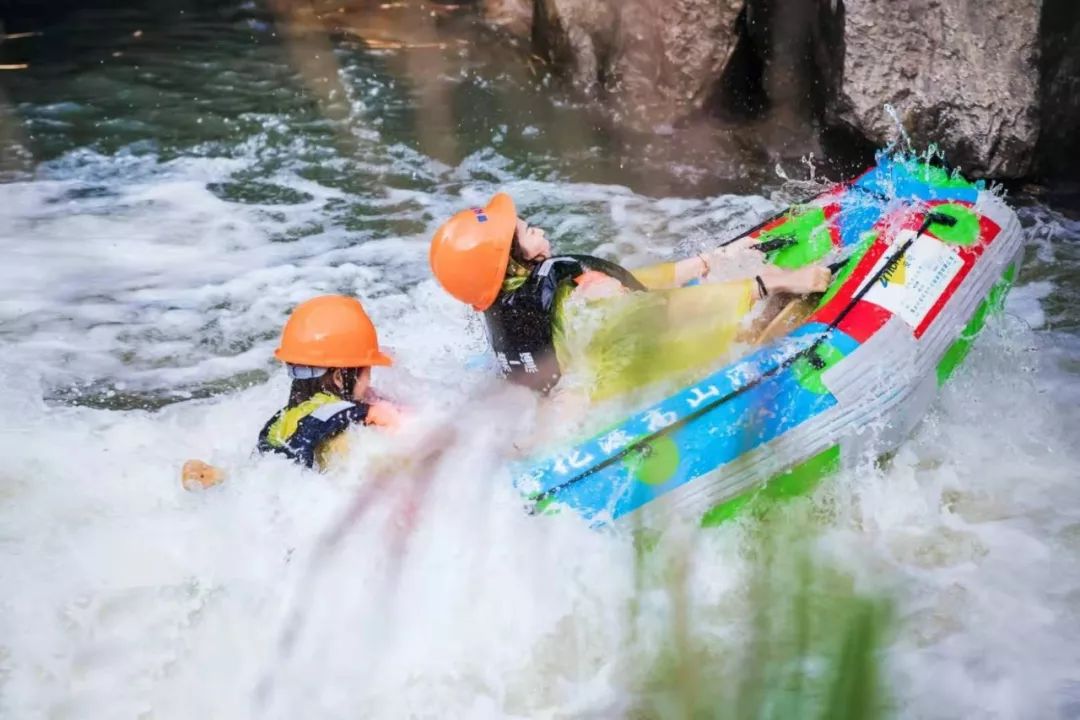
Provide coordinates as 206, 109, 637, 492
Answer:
626, 510, 893, 720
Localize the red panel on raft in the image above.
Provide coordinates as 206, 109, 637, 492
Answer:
814, 202, 1005, 341
810, 238, 895, 342
823, 202, 842, 246
836, 301, 894, 341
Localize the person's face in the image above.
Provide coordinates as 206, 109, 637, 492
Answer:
515, 217, 551, 261
331, 366, 371, 401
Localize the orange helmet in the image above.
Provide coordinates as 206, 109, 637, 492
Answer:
274, 295, 392, 369
429, 192, 517, 311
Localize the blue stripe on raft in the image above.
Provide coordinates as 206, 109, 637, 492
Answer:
837, 191, 888, 249
854, 158, 980, 204
517, 323, 860, 524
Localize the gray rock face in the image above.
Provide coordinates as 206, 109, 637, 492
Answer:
532, 0, 616, 93
531, 0, 744, 130
1037, 0, 1080, 179
480, 0, 1079, 179
826, 0, 1042, 178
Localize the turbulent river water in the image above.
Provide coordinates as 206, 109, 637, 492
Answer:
1, 2, 1079, 718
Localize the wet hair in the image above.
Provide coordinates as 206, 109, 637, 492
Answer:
507, 229, 538, 276
287, 368, 364, 407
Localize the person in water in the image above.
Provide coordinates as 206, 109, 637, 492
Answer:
182, 295, 401, 489
428, 192, 831, 400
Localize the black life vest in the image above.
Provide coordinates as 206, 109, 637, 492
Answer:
257, 396, 371, 469
482, 254, 646, 393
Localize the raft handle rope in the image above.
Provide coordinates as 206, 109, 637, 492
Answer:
754, 234, 799, 254
528, 210, 957, 512
709, 182, 890, 254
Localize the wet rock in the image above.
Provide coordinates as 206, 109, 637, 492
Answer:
479, 0, 532, 41
823, 0, 1041, 178
532, 0, 615, 93
1037, 0, 1080, 180
484, 0, 1074, 180
531, 0, 744, 130
726, 0, 844, 160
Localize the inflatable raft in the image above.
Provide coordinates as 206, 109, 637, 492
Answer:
513, 157, 1026, 527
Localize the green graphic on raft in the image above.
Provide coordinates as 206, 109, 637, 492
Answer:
930, 203, 981, 246
936, 264, 1016, 385
792, 342, 846, 395
759, 206, 833, 269
624, 435, 681, 486
817, 231, 879, 308
700, 445, 841, 527
913, 163, 979, 190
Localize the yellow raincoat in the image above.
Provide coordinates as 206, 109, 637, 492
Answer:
549, 260, 756, 402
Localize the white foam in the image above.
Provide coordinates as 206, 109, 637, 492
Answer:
2, 119, 1080, 720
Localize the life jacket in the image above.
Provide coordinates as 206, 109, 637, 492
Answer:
257, 391, 370, 469
482, 254, 646, 393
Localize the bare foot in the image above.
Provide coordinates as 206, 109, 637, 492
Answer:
181, 459, 225, 491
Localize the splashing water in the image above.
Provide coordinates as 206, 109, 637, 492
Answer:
1, 3, 1079, 718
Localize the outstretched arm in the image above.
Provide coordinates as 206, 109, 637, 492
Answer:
575, 239, 831, 301
627, 255, 709, 290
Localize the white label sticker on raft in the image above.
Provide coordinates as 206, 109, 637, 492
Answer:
858, 231, 964, 330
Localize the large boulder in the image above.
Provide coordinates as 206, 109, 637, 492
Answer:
481, 0, 1070, 180
530, 0, 745, 130
1037, 0, 1080, 179
824, 0, 1041, 178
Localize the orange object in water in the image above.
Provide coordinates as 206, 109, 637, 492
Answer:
181, 459, 225, 491
429, 192, 517, 311
275, 295, 393, 368
365, 399, 404, 430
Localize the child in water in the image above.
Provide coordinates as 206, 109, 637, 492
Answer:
181, 295, 401, 489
